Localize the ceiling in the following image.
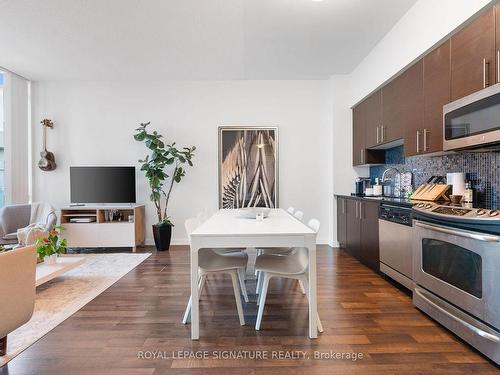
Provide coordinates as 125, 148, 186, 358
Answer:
0, 0, 417, 81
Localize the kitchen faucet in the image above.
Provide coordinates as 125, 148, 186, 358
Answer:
381, 167, 401, 197
381, 167, 400, 183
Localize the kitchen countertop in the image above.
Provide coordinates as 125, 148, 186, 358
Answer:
334, 194, 414, 208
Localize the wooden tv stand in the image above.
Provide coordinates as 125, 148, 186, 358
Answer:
60, 205, 145, 251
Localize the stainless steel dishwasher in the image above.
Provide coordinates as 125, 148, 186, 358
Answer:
378, 201, 414, 290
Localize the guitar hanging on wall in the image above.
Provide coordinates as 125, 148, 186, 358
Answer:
38, 119, 57, 171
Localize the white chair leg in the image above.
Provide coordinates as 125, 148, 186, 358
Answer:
254, 249, 261, 276
182, 274, 204, 324
256, 271, 264, 302
182, 296, 192, 324
298, 280, 306, 295
301, 276, 323, 333
238, 268, 249, 302
255, 273, 270, 330
229, 271, 245, 326
198, 274, 206, 296
316, 312, 324, 333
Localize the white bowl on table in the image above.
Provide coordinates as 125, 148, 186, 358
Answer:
237, 207, 271, 220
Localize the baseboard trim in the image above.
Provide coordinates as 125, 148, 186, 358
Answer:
145, 238, 332, 247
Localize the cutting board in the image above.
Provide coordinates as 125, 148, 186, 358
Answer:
412, 184, 451, 201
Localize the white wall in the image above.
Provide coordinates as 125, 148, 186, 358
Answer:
31, 80, 332, 245
330, 0, 495, 245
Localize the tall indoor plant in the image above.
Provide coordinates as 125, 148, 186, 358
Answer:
134, 122, 195, 251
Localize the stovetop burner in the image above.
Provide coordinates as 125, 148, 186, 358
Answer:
431, 206, 472, 216
412, 201, 500, 234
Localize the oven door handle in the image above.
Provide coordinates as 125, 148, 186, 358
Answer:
415, 287, 500, 344
415, 221, 500, 243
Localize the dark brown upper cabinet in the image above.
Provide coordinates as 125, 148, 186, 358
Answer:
398, 60, 424, 157
364, 90, 382, 148
451, 7, 495, 101
352, 105, 365, 166
351, 4, 500, 163
381, 72, 408, 144
352, 102, 384, 166
423, 40, 451, 154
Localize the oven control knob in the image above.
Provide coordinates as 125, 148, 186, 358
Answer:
417, 203, 425, 208
489, 210, 499, 217
477, 209, 487, 216
424, 203, 433, 209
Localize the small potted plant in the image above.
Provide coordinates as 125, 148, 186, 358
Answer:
36, 226, 68, 265
134, 122, 195, 251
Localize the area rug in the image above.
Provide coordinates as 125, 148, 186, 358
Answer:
0, 253, 151, 367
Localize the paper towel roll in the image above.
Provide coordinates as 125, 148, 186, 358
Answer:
447, 172, 465, 195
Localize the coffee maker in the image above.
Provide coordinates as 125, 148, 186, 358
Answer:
355, 177, 372, 196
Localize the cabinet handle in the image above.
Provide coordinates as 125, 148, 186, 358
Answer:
381, 125, 385, 142
376, 126, 380, 144
483, 58, 490, 88
342, 199, 346, 214
497, 51, 499, 84
355, 201, 358, 218
416, 130, 420, 153
359, 202, 364, 220
360, 149, 364, 164
423, 129, 429, 151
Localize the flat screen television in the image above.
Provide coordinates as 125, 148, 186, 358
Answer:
70, 166, 136, 204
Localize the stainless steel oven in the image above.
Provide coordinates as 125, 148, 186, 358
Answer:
413, 212, 500, 365
443, 83, 500, 150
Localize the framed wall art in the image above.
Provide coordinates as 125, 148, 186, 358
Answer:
218, 126, 278, 209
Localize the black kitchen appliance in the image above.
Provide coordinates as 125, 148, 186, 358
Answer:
355, 177, 371, 196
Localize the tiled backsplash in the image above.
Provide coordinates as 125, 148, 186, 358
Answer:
369, 146, 500, 209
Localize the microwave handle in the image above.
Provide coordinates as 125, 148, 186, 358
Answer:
415, 221, 500, 243
415, 287, 500, 344
483, 58, 490, 88
497, 50, 500, 84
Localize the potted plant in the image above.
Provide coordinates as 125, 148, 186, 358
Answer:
134, 122, 195, 251
35, 226, 68, 265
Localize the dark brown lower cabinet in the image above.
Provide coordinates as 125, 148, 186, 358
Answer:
359, 200, 380, 272
336, 196, 380, 272
336, 197, 347, 248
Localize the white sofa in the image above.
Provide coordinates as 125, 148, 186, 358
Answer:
0, 245, 37, 356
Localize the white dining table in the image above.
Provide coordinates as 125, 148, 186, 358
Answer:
189, 208, 318, 339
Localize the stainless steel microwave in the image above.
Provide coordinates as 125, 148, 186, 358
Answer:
443, 83, 500, 151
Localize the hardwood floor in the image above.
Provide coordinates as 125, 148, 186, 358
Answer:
1, 246, 498, 375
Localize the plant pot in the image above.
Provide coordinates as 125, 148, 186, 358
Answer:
44, 254, 57, 265
152, 223, 172, 251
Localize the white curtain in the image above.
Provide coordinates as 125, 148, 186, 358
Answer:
3, 72, 30, 204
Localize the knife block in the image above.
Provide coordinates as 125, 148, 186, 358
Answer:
412, 184, 451, 201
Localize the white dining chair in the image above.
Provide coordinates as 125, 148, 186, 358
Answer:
293, 210, 304, 221
254, 218, 323, 332
182, 217, 249, 326
256, 207, 305, 294
259, 206, 303, 257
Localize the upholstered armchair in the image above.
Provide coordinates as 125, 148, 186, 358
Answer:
0, 204, 57, 245
0, 245, 37, 356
